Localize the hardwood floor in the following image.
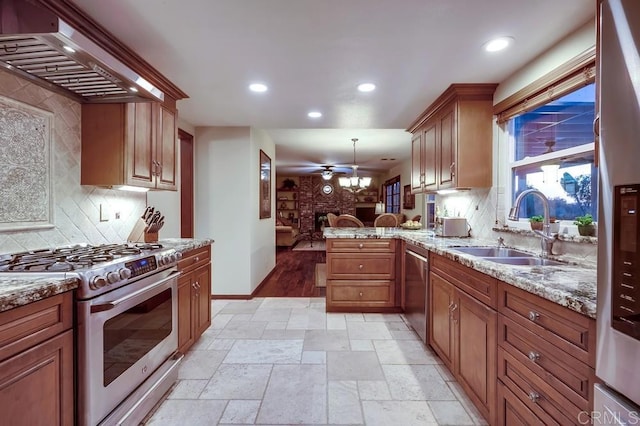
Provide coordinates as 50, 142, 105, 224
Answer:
254, 248, 326, 297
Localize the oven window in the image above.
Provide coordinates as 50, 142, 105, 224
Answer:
103, 288, 173, 386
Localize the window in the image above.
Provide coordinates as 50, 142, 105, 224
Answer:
383, 176, 401, 213
507, 83, 597, 222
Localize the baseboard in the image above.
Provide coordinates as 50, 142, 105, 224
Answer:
211, 294, 252, 300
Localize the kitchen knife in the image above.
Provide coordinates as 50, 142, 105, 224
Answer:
143, 207, 155, 223
148, 211, 161, 232
142, 206, 153, 221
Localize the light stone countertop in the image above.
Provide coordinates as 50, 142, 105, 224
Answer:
0, 238, 214, 313
323, 227, 597, 319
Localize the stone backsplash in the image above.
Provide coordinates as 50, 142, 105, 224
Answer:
0, 70, 145, 254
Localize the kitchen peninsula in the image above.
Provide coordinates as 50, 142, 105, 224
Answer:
323, 227, 596, 317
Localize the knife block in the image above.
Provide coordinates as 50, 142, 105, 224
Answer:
127, 218, 159, 243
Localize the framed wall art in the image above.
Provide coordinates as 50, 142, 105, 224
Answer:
403, 184, 415, 209
259, 150, 272, 219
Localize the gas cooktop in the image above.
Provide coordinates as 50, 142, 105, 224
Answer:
0, 243, 181, 300
0, 243, 165, 272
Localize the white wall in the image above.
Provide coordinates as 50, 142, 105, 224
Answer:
494, 20, 595, 104
194, 126, 275, 295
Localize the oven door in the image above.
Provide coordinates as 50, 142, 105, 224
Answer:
77, 268, 179, 426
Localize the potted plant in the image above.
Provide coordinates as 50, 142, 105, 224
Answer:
529, 215, 544, 231
574, 214, 596, 236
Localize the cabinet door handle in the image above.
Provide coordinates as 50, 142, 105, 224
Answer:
528, 311, 540, 322
448, 301, 455, 310
450, 303, 458, 313
528, 391, 540, 403
528, 351, 541, 362
593, 115, 600, 137
450, 162, 455, 178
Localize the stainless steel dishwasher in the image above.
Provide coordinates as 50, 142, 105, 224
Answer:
404, 245, 429, 343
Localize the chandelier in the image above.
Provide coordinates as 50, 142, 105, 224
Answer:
339, 138, 371, 192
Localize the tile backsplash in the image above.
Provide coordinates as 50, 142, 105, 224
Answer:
0, 70, 145, 254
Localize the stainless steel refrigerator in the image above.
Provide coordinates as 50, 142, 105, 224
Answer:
595, 0, 640, 423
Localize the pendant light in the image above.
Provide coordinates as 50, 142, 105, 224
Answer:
339, 138, 371, 192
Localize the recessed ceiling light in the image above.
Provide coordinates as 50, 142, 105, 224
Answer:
357, 83, 376, 92
63, 45, 76, 53
307, 111, 322, 118
484, 37, 513, 52
249, 83, 268, 92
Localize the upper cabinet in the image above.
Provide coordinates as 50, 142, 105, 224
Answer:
81, 102, 177, 191
407, 84, 497, 193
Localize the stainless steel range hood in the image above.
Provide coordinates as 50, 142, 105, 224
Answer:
0, 0, 164, 103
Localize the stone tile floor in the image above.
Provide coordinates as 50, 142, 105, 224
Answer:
145, 297, 488, 425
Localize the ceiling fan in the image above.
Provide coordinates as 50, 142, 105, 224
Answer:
313, 165, 346, 180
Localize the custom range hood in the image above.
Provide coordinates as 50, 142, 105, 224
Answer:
0, 0, 164, 102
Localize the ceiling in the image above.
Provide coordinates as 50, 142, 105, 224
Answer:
69, 0, 594, 176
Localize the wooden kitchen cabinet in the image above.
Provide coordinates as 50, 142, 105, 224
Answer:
496, 281, 596, 425
429, 253, 497, 425
326, 239, 398, 312
0, 293, 74, 426
81, 101, 177, 190
407, 84, 497, 192
177, 245, 212, 353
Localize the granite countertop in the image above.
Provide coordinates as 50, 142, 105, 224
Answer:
0, 238, 214, 314
323, 227, 597, 319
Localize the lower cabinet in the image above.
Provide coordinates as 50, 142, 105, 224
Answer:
429, 255, 497, 425
326, 239, 399, 312
0, 293, 74, 426
177, 245, 212, 353
496, 281, 596, 425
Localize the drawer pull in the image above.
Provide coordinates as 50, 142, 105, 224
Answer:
528, 391, 540, 403
359, 292, 363, 297
194, 256, 200, 263
528, 351, 541, 362
359, 264, 364, 270
528, 311, 540, 322
358, 243, 364, 249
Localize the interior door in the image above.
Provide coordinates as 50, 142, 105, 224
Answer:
180, 129, 194, 238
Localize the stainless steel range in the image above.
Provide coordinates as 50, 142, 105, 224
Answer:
0, 243, 184, 426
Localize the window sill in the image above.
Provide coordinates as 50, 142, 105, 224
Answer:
492, 226, 598, 244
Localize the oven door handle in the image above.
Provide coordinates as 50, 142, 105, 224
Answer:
90, 270, 179, 313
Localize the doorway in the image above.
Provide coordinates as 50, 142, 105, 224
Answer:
179, 129, 194, 238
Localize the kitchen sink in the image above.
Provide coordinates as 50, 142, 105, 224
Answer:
451, 246, 533, 258
485, 257, 565, 266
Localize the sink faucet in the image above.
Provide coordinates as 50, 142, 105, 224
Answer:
508, 189, 556, 258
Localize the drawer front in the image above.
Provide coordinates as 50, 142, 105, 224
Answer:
498, 348, 582, 425
431, 253, 497, 308
497, 381, 546, 426
499, 315, 593, 410
0, 292, 73, 362
178, 245, 211, 274
328, 281, 393, 305
326, 239, 395, 253
498, 282, 595, 367
327, 253, 395, 279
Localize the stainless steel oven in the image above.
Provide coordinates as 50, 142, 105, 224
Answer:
0, 243, 184, 426
77, 266, 182, 426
